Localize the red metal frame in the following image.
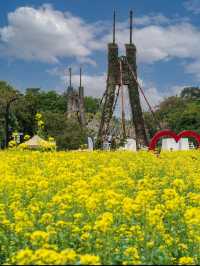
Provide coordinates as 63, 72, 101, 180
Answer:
149, 130, 200, 151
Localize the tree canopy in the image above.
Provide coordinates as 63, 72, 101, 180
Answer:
144, 87, 200, 138
0, 81, 200, 149
0, 82, 100, 150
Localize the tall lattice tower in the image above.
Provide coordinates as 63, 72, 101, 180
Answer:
97, 10, 148, 149
66, 68, 86, 127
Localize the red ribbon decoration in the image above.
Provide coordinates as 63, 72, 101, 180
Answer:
149, 130, 200, 151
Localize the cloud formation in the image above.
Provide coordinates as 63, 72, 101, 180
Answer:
185, 60, 200, 80
69, 73, 107, 98
1, 4, 200, 87
102, 22, 200, 64
1, 5, 199, 66
101, 21, 200, 80
48, 66, 107, 97
184, 0, 200, 14
0, 4, 102, 63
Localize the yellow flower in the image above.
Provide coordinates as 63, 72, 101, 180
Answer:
122, 197, 135, 216
30, 231, 49, 247
79, 254, 101, 265
73, 212, 83, 220
162, 188, 178, 201
40, 213, 53, 225
124, 247, 139, 259
35, 113, 42, 120
147, 241, 154, 249
32, 248, 60, 264
172, 178, 186, 191
2, 150, 200, 265
60, 249, 77, 264
124, 247, 140, 264
178, 243, 188, 251
178, 256, 195, 265
184, 207, 200, 225
81, 232, 90, 241
94, 212, 113, 233
187, 192, 200, 205
12, 248, 33, 265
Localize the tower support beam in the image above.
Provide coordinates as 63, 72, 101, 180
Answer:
79, 68, 86, 127
126, 44, 148, 148
97, 10, 149, 150
96, 43, 119, 148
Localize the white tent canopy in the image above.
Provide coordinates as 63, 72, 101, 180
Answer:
24, 135, 48, 149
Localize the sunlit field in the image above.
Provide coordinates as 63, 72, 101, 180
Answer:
0, 150, 199, 265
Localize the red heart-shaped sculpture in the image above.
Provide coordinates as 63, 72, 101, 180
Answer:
149, 130, 200, 151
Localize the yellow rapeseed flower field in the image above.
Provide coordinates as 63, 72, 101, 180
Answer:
0, 150, 200, 265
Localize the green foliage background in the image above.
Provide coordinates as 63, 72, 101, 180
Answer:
0, 80, 200, 150
0, 81, 99, 150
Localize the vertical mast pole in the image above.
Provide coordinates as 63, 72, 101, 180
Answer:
69, 67, 72, 87
79, 67, 85, 127
113, 10, 116, 44
80, 67, 82, 88
130, 10, 133, 44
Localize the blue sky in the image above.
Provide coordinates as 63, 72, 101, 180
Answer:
0, 0, 200, 106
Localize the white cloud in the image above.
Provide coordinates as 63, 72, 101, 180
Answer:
0, 5, 197, 66
48, 66, 106, 97
111, 84, 164, 119
134, 80, 188, 111
0, 5, 102, 63
1, 5, 200, 82
100, 21, 200, 81
102, 22, 200, 64
185, 60, 200, 80
184, 0, 200, 14
135, 14, 170, 26
140, 86, 163, 108
136, 23, 200, 63
134, 14, 189, 26
70, 73, 107, 98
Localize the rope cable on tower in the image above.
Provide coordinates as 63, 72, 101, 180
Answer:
123, 57, 162, 130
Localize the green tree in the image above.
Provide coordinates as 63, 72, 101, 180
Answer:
171, 102, 200, 132
43, 112, 87, 150
38, 91, 67, 113
180, 87, 200, 101
143, 111, 159, 139
145, 90, 200, 135
84, 97, 100, 114
57, 120, 87, 150
14, 89, 67, 137
0, 82, 100, 150
0, 81, 21, 148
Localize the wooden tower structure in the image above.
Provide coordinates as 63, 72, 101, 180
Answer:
96, 10, 148, 149
67, 68, 86, 127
